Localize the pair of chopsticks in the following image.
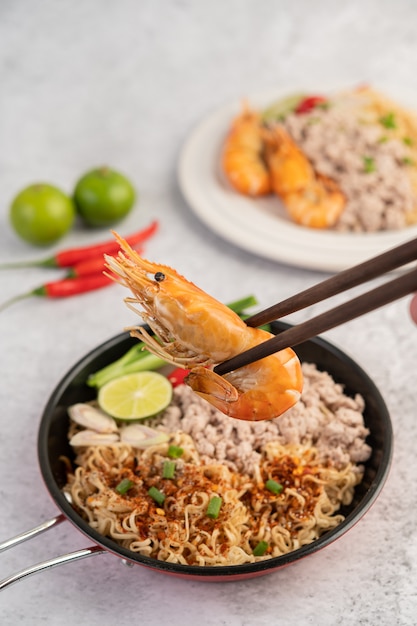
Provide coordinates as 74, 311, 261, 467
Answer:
214, 236, 417, 376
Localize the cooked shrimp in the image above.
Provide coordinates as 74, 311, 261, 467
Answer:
264, 125, 346, 228
263, 125, 313, 196
283, 172, 347, 229
221, 103, 272, 197
105, 236, 303, 422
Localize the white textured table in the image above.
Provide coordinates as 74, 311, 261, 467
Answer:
1, 2, 417, 625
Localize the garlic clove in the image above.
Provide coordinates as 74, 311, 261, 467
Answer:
120, 424, 169, 448
68, 403, 118, 433
69, 430, 120, 447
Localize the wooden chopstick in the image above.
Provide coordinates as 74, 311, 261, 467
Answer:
214, 238, 417, 376
244, 236, 417, 328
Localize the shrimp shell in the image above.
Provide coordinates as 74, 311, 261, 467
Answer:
222, 103, 272, 197
264, 124, 346, 229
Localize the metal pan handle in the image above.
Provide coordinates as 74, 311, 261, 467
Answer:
0, 545, 105, 590
0, 514, 106, 590
0, 513, 67, 553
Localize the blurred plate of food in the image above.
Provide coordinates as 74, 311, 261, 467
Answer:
178, 83, 417, 272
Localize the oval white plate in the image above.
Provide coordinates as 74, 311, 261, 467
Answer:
178, 88, 417, 273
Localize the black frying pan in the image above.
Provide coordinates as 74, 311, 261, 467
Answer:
1, 322, 393, 587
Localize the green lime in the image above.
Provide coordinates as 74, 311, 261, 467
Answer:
98, 372, 173, 420
9, 183, 75, 246
73, 166, 136, 227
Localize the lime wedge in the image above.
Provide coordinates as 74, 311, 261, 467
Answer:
98, 372, 173, 420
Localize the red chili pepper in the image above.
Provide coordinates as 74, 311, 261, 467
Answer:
68, 248, 143, 277
0, 220, 158, 270
55, 221, 157, 268
35, 273, 113, 297
295, 95, 327, 115
167, 368, 190, 387
67, 255, 108, 277
0, 274, 113, 311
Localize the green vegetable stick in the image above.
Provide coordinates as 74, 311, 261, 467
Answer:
226, 295, 258, 313
87, 345, 165, 388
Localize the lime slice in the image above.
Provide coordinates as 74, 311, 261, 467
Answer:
98, 372, 172, 420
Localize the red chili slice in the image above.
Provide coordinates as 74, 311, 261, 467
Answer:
295, 96, 327, 115
167, 368, 190, 387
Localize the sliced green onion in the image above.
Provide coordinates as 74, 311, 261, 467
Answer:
227, 295, 258, 314
148, 486, 166, 506
167, 445, 184, 458
265, 479, 283, 495
403, 136, 413, 146
363, 156, 376, 173
115, 478, 134, 495
162, 460, 176, 479
380, 112, 396, 129
403, 157, 415, 166
206, 496, 223, 519
253, 541, 269, 556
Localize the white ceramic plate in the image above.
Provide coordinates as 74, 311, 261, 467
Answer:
178, 88, 417, 273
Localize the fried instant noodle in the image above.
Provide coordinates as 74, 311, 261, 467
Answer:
66, 432, 361, 565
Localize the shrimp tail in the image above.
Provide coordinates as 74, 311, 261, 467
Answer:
186, 364, 301, 423
186, 367, 239, 402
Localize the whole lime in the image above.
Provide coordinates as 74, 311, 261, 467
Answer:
9, 183, 75, 246
73, 167, 136, 227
